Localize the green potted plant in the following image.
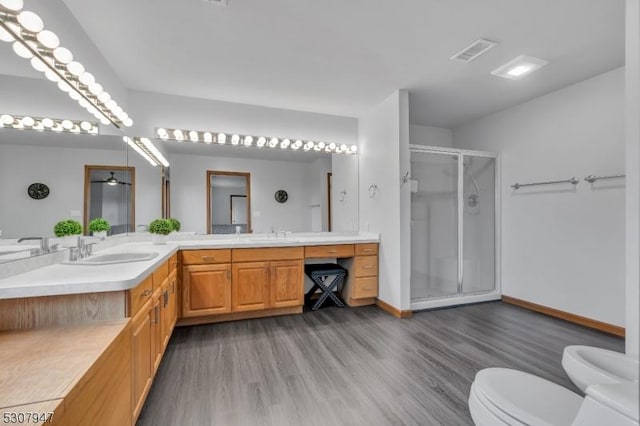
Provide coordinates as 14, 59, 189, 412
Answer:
88, 218, 111, 239
149, 218, 173, 244
168, 218, 181, 233
53, 219, 83, 247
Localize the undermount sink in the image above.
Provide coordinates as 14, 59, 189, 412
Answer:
66, 252, 159, 265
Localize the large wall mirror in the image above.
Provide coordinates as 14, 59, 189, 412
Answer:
84, 165, 135, 235
207, 171, 251, 234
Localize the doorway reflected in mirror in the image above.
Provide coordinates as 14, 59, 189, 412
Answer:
84, 165, 135, 236
207, 171, 251, 234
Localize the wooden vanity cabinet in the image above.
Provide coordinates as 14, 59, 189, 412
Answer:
231, 261, 269, 312
181, 249, 232, 318
131, 298, 153, 423
340, 243, 379, 306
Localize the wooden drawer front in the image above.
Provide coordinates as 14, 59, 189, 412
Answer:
181, 249, 232, 265
168, 253, 178, 273
152, 260, 169, 289
305, 244, 354, 259
354, 255, 378, 277
232, 247, 304, 262
128, 275, 153, 316
355, 243, 378, 256
352, 277, 378, 299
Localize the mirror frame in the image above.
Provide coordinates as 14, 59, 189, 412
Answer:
206, 170, 252, 234
83, 165, 136, 235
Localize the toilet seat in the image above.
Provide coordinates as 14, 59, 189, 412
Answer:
469, 368, 583, 425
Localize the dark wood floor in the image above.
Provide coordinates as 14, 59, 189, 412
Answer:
137, 302, 624, 426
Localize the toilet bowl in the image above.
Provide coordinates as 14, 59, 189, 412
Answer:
562, 345, 639, 393
468, 368, 639, 426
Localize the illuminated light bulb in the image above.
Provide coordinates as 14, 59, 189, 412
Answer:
36, 30, 59, 49
53, 47, 73, 64
291, 143, 300, 150
328, 142, 336, 150
0, 0, 24, 11
79, 72, 94, 86
78, 98, 89, 108
12, 40, 33, 58
57, 80, 71, 92
326, 146, 333, 153
89, 126, 98, 135
189, 130, 199, 142
317, 142, 325, 149
243, 136, 253, 146
52, 123, 62, 132
256, 136, 266, 147
203, 132, 213, 143
68, 90, 80, 101
217, 133, 226, 144
12, 118, 23, 129
174, 129, 184, 141
17, 10, 43, 33
44, 68, 60, 82
41, 117, 53, 128
67, 61, 84, 76
0, 114, 13, 125
0, 26, 15, 43
21, 116, 34, 127
33, 121, 43, 131
280, 139, 290, 149
30, 56, 47, 72
294, 139, 302, 148
350, 145, 358, 153
157, 128, 168, 139
340, 144, 347, 152
314, 145, 321, 151
100, 116, 110, 126
303, 144, 311, 152
112, 106, 123, 116
61, 119, 73, 130
269, 137, 278, 148
88, 82, 103, 95
123, 117, 133, 127
105, 99, 116, 109
80, 121, 92, 131
231, 134, 240, 145
70, 125, 80, 133
97, 91, 110, 103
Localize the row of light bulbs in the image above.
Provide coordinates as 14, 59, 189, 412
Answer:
155, 128, 358, 155
0, 0, 132, 128
123, 136, 170, 168
0, 113, 98, 134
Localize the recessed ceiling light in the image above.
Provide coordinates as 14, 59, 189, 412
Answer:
491, 55, 548, 80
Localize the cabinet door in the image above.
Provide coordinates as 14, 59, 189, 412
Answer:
169, 272, 178, 330
182, 264, 232, 317
160, 280, 171, 350
151, 296, 162, 373
232, 262, 269, 312
270, 260, 304, 308
131, 303, 153, 422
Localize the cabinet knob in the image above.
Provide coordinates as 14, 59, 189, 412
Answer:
363, 248, 373, 252
202, 256, 215, 261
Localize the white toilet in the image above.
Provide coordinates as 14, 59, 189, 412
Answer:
468, 368, 639, 426
562, 345, 639, 393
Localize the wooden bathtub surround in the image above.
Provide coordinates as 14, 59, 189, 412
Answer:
0, 320, 131, 425
502, 295, 625, 337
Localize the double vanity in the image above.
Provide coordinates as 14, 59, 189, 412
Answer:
0, 232, 379, 425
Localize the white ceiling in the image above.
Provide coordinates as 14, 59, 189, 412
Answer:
5, 0, 626, 129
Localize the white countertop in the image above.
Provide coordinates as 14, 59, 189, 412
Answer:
0, 233, 379, 299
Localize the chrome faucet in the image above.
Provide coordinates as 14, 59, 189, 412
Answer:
77, 236, 101, 259
17, 237, 52, 255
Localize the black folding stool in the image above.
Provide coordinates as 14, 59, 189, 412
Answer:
304, 263, 347, 310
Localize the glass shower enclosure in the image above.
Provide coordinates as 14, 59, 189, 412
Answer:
410, 145, 499, 310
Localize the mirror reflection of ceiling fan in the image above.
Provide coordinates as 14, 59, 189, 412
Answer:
91, 172, 132, 186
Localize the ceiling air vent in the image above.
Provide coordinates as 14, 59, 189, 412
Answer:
204, 0, 228, 5
450, 39, 498, 62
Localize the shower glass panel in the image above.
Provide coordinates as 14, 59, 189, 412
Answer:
410, 151, 459, 300
462, 156, 496, 294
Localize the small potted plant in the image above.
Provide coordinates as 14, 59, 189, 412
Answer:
88, 218, 110, 239
149, 218, 173, 244
168, 218, 181, 233
53, 219, 83, 247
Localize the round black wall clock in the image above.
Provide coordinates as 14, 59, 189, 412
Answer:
274, 190, 288, 203
27, 183, 50, 200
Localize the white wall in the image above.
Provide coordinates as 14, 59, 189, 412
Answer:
0, 143, 160, 238
454, 68, 626, 327
307, 157, 332, 232
625, 0, 640, 356
410, 124, 453, 148
330, 154, 359, 232
358, 90, 411, 310
170, 153, 325, 234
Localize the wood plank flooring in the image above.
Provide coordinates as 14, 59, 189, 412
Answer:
137, 302, 624, 426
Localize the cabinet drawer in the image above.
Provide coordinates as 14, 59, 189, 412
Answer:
181, 249, 232, 265
128, 275, 153, 316
152, 260, 169, 289
168, 253, 178, 273
355, 243, 378, 256
352, 276, 378, 299
354, 255, 378, 277
232, 247, 304, 262
305, 244, 354, 259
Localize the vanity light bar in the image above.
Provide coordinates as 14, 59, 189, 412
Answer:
155, 127, 358, 155
123, 136, 170, 168
0, 113, 98, 134
0, 2, 133, 128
